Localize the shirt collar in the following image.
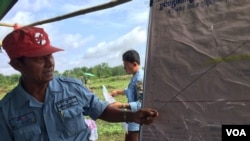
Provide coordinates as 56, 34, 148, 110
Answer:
15, 83, 33, 108
48, 76, 63, 93
7, 76, 63, 109
15, 76, 62, 108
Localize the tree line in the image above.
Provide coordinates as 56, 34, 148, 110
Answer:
0, 63, 126, 86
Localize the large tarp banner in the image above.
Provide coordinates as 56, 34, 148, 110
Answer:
141, 0, 250, 140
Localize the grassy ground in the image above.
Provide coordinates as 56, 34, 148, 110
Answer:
0, 75, 131, 141
87, 75, 130, 141
0, 85, 15, 99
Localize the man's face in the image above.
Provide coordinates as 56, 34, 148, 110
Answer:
123, 61, 135, 74
19, 54, 55, 83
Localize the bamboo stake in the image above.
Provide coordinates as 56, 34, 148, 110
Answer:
0, 22, 14, 27
0, 0, 131, 50
0, 0, 131, 28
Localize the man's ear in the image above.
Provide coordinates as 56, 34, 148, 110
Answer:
9, 59, 23, 71
133, 62, 137, 66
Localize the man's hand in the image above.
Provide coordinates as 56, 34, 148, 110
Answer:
110, 102, 123, 108
131, 108, 159, 125
109, 90, 118, 97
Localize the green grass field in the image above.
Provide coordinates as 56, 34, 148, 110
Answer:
0, 75, 131, 141
86, 75, 130, 141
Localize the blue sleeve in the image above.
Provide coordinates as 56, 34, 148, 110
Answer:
0, 108, 13, 141
84, 94, 109, 120
124, 88, 128, 97
78, 85, 109, 120
129, 101, 142, 112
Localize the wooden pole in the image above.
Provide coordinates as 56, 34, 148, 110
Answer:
24, 0, 131, 27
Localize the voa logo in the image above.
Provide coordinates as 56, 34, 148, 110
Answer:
226, 129, 246, 136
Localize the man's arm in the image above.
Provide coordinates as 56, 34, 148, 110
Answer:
98, 105, 159, 125
109, 101, 141, 112
109, 89, 125, 97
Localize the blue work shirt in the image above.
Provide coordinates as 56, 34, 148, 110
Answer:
0, 76, 108, 141
124, 69, 144, 131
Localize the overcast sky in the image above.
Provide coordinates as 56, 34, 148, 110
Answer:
0, 0, 150, 75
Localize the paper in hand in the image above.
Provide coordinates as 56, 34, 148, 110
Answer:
102, 85, 116, 104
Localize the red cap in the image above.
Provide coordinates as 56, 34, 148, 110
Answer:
2, 26, 64, 59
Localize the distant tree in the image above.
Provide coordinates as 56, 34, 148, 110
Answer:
111, 65, 126, 76
10, 74, 20, 83
81, 67, 89, 73
0, 63, 128, 82
54, 70, 61, 76
3, 74, 20, 85
62, 70, 72, 77
92, 63, 111, 78
72, 67, 84, 78
0, 73, 7, 86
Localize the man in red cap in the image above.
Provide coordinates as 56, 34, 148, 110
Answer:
0, 26, 159, 141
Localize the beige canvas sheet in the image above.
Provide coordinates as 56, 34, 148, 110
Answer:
141, 0, 250, 140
